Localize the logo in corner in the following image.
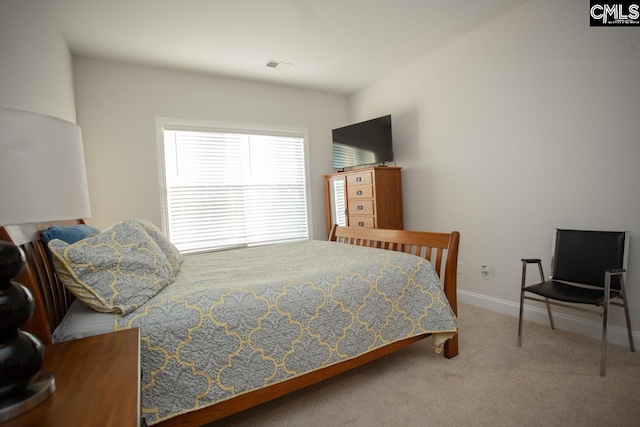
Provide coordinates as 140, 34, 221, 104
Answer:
591, 2, 640, 25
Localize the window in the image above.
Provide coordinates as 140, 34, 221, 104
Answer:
160, 124, 309, 253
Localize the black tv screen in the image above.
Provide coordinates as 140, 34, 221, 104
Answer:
332, 115, 393, 170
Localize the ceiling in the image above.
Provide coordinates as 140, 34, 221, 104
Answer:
47, 0, 530, 95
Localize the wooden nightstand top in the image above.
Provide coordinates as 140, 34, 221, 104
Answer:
6, 328, 140, 427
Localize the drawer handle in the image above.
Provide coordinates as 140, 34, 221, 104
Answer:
356, 177, 362, 182
358, 221, 364, 227
357, 205, 363, 210
357, 190, 363, 195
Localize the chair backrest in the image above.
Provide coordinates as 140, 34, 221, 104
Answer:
551, 229, 629, 289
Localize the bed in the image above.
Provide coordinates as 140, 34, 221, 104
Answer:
1, 220, 459, 427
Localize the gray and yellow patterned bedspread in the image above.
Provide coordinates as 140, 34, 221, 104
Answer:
116, 240, 457, 425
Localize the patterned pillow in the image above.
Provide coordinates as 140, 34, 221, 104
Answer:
48, 220, 174, 315
128, 218, 183, 279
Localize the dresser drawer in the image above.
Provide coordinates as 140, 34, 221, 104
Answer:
349, 216, 375, 228
349, 199, 374, 215
348, 185, 373, 199
347, 171, 372, 186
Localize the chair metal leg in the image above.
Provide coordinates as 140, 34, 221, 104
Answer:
600, 271, 614, 377
544, 298, 555, 330
518, 260, 548, 346
623, 302, 635, 353
534, 262, 555, 330
517, 261, 528, 347
518, 288, 525, 347
620, 279, 635, 352
600, 303, 608, 377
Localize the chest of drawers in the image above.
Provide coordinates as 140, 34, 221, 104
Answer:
324, 166, 403, 232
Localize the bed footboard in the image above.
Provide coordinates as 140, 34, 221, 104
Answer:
329, 224, 459, 358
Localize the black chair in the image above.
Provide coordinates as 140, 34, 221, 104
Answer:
517, 229, 634, 376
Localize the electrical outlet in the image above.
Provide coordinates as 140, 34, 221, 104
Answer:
457, 262, 463, 275
481, 264, 491, 280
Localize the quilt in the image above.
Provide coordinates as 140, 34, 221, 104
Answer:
115, 240, 457, 425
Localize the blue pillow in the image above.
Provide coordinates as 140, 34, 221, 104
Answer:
42, 224, 100, 269
42, 224, 100, 246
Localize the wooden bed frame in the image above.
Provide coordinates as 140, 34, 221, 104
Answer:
1, 221, 459, 427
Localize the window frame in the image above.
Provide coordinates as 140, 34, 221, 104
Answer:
155, 117, 314, 252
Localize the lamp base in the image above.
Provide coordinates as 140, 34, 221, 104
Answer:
0, 371, 55, 423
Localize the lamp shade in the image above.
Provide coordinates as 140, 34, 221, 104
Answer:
0, 106, 91, 226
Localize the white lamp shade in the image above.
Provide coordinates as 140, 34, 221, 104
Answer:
0, 106, 91, 226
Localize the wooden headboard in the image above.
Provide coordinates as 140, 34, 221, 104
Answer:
0, 220, 84, 345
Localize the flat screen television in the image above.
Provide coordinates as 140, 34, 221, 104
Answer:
332, 115, 393, 170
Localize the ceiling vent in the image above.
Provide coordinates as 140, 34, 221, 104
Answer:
266, 60, 292, 70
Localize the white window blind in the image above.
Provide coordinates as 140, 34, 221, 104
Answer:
162, 129, 309, 253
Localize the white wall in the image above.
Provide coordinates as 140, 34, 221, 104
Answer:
73, 57, 348, 238
0, 0, 76, 122
350, 0, 640, 342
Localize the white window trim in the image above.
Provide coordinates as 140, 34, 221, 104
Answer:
155, 116, 314, 248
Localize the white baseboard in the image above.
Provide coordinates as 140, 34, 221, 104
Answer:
457, 290, 638, 348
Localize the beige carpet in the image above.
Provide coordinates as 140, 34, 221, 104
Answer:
210, 303, 640, 427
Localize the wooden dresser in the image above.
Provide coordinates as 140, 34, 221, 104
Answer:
324, 166, 403, 233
